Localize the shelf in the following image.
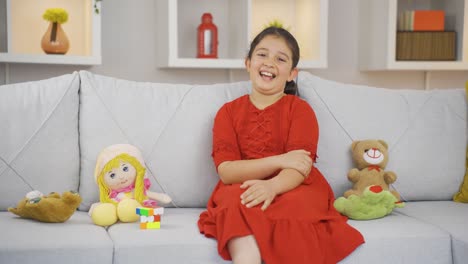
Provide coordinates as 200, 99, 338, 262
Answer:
164, 58, 244, 69
0, 53, 101, 65
156, 0, 328, 69
0, 0, 101, 65
359, 0, 468, 71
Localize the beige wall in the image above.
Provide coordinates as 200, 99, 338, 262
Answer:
10, 0, 91, 56
1, 0, 467, 89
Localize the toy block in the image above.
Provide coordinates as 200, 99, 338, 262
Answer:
136, 206, 164, 216
136, 206, 164, 229
140, 221, 161, 229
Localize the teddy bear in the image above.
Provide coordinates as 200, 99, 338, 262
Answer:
89, 144, 172, 227
8, 190, 82, 223
334, 185, 405, 220
344, 139, 401, 201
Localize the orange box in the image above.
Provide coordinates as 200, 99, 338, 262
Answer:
413, 10, 445, 31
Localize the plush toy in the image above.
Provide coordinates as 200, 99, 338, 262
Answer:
89, 144, 172, 227
334, 139, 404, 220
8, 190, 81, 223
334, 185, 405, 220
344, 139, 401, 200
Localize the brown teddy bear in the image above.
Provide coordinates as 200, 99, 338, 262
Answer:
8, 190, 82, 223
344, 139, 401, 201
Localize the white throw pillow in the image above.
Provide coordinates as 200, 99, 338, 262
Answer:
78, 71, 250, 210
297, 72, 467, 201
0, 72, 80, 210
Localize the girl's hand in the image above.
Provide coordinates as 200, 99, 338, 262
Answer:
240, 180, 277, 211
279, 149, 313, 177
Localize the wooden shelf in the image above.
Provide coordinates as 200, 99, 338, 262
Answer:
0, 0, 101, 65
359, 0, 468, 71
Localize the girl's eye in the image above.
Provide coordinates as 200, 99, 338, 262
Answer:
109, 173, 116, 179
122, 166, 128, 172
257, 53, 266, 57
278, 57, 286, 62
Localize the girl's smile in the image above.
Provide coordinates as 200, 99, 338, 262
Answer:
246, 35, 297, 97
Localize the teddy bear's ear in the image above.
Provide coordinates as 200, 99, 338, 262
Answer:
378, 140, 388, 149
351, 141, 360, 151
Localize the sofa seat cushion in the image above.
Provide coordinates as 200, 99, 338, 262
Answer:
107, 208, 230, 264
395, 201, 468, 264
0, 211, 113, 264
341, 213, 452, 263
107, 208, 451, 264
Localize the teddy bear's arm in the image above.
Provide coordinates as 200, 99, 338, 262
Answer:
384, 171, 397, 184
347, 168, 360, 183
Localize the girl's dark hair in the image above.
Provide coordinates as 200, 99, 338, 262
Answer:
247, 26, 300, 95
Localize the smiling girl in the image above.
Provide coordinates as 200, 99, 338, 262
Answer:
198, 27, 364, 264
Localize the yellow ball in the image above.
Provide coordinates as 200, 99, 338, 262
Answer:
91, 203, 118, 227
117, 199, 141, 222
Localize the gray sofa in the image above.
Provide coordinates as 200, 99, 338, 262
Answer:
0, 71, 467, 264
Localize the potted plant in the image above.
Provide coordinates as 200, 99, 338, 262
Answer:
41, 8, 70, 55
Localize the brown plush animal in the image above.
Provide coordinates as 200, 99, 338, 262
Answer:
8, 190, 82, 223
344, 140, 401, 200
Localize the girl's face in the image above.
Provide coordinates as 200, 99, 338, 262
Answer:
246, 35, 298, 96
103, 161, 137, 190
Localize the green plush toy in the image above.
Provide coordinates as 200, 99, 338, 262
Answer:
334, 185, 405, 220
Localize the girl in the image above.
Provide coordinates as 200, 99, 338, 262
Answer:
198, 27, 364, 264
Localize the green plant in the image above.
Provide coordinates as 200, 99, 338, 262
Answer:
42, 8, 69, 24
94, 0, 102, 14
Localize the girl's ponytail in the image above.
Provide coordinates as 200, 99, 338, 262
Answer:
285, 80, 299, 96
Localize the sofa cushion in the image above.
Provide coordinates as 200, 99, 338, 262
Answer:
78, 71, 250, 210
395, 201, 468, 264
0, 211, 113, 264
344, 212, 452, 263
107, 208, 230, 264
297, 72, 467, 201
342, 212, 453, 263
0, 73, 80, 210
106, 208, 451, 264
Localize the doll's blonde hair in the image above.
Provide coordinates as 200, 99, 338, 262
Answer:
97, 153, 146, 205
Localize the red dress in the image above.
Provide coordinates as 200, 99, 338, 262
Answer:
198, 95, 364, 264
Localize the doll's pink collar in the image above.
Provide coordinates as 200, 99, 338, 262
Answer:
109, 178, 151, 198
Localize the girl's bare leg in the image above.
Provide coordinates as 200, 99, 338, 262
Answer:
228, 235, 262, 264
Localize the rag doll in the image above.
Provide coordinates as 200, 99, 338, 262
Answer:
89, 144, 172, 226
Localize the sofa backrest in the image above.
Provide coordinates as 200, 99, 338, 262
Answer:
298, 72, 467, 201
0, 73, 80, 210
78, 71, 251, 210
2, 71, 465, 212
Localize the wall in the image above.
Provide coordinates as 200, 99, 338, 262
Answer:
1, 0, 467, 89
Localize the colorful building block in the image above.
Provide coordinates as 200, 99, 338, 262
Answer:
136, 207, 164, 229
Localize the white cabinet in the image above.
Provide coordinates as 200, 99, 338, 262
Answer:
359, 0, 468, 71
156, 0, 328, 69
0, 0, 101, 65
